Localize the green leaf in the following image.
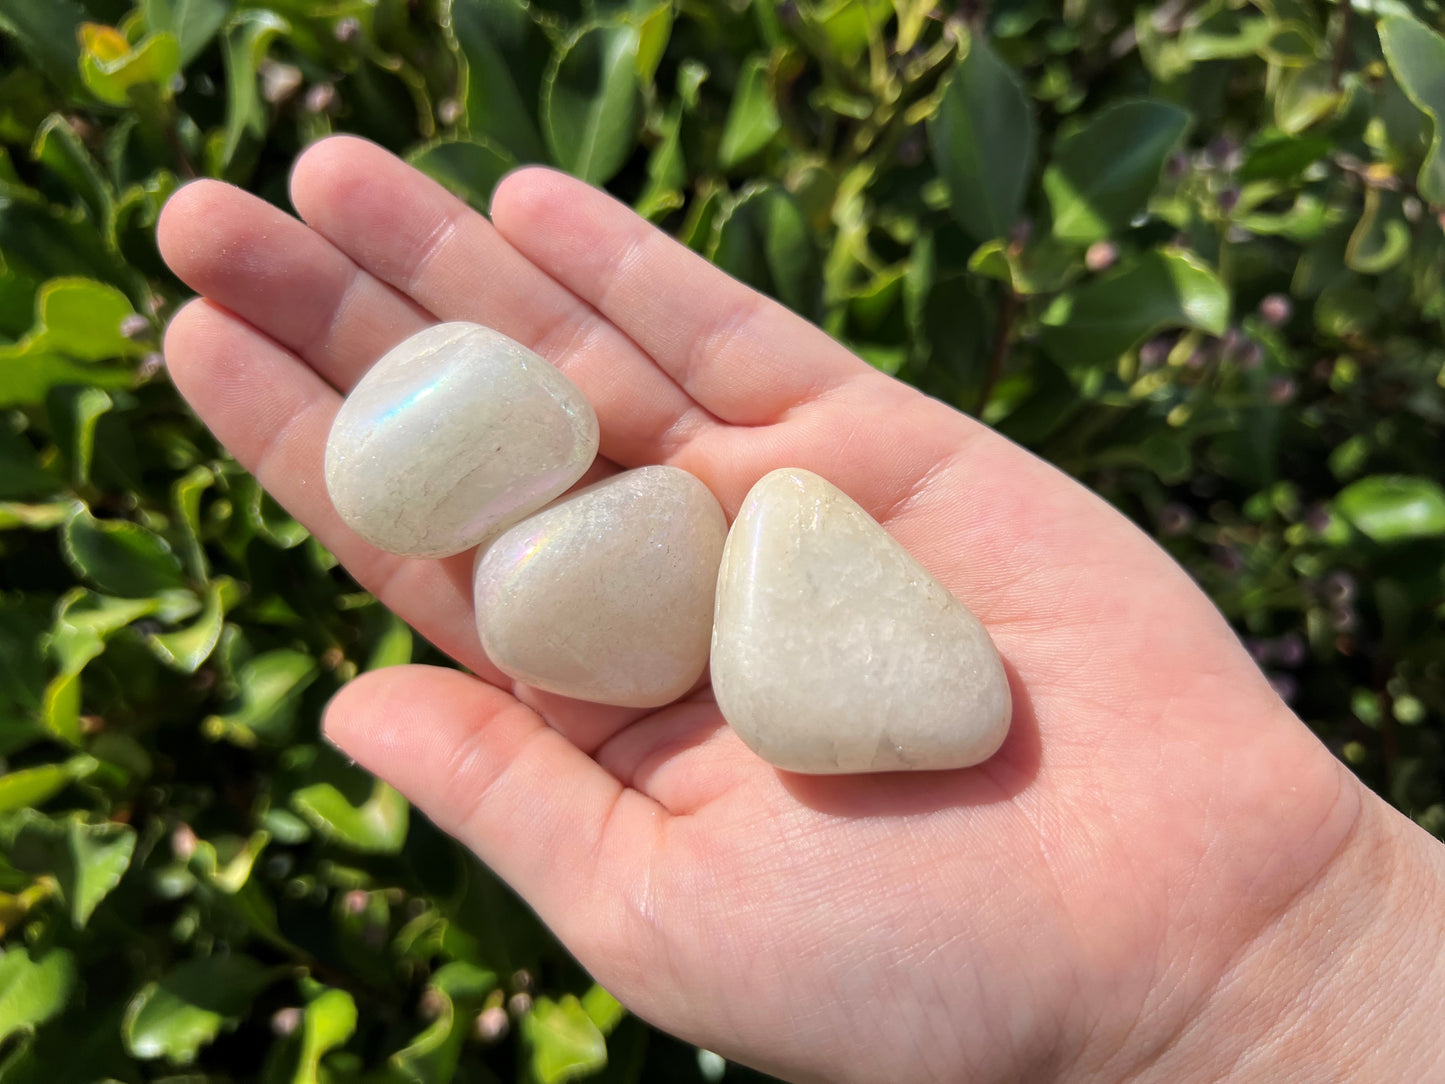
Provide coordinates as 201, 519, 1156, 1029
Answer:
1042, 100, 1191, 243
122, 955, 274, 1064
39, 666, 81, 745
389, 962, 495, 1084
635, 102, 685, 220
1378, 14, 1445, 206
1273, 61, 1340, 135
968, 236, 1081, 296
542, 14, 648, 184
1038, 249, 1229, 371
579, 985, 624, 1034
718, 54, 780, 168
1345, 188, 1410, 274
708, 183, 819, 317
525, 994, 608, 1084
366, 613, 413, 671
61, 505, 187, 598
0, 0, 84, 91
32, 115, 112, 225
147, 578, 234, 672
61, 817, 137, 927
0, 755, 97, 813
33, 277, 139, 361
294, 988, 357, 1084
1335, 476, 1445, 543
218, 11, 289, 171
47, 587, 159, 677
446, 0, 547, 162
405, 136, 516, 213
291, 777, 408, 854
0, 946, 75, 1047
1238, 131, 1332, 182
140, 0, 232, 67
80, 27, 182, 107
928, 35, 1035, 241
203, 648, 317, 746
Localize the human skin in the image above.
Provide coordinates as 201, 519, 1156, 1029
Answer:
157, 136, 1445, 1083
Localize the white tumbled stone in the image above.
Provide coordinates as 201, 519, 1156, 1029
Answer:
325, 322, 598, 558
474, 466, 727, 708
711, 468, 1011, 773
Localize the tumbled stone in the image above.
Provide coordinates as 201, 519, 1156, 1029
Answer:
325, 322, 598, 558
711, 468, 1011, 773
474, 466, 727, 708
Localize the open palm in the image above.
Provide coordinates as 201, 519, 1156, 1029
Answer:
159, 137, 1398, 1082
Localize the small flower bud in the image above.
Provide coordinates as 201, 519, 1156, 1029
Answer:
475, 1006, 509, 1042
304, 83, 337, 115
507, 992, 533, 1018
334, 16, 361, 42
261, 60, 303, 105
1159, 503, 1193, 537
120, 313, 150, 340
1258, 293, 1292, 326
271, 1007, 303, 1037
343, 889, 369, 915
171, 823, 198, 860
1084, 240, 1118, 272
437, 97, 463, 126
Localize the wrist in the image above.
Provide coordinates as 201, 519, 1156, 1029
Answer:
1126, 773, 1445, 1080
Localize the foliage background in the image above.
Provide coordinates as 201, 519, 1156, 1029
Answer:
2, 0, 1444, 1080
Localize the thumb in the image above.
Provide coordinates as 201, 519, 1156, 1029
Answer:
323, 665, 665, 961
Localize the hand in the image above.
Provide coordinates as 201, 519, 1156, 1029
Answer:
158, 136, 1445, 1083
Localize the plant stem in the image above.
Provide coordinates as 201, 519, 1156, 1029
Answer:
978, 289, 1019, 415
1331, 0, 1353, 91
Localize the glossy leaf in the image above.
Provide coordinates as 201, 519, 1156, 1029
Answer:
389, 961, 495, 1084
0, 755, 97, 813
0, 946, 75, 1046
1043, 100, 1191, 243
1345, 188, 1410, 274
406, 136, 516, 212
365, 613, 413, 671
32, 115, 112, 225
1335, 476, 1445, 543
1378, 14, 1445, 205
218, 11, 289, 170
204, 648, 317, 746
928, 35, 1035, 241
60, 817, 138, 927
291, 777, 408, 854
294, 988, 357, 1084
446, 0, 547, 162
1039, 250, 1229, 371
542, 13, 655, 184
80, 28, 182, 107
718, 54, 780, 168
0, 0, 85, 91
709, 184, 819, 317
140, 0, 232, 67
61, 505, 187, 598
147, 577, 234, 672
525, 994, 608, 1084
122, 955, 274, 1064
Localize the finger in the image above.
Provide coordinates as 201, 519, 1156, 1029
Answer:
490, 168, 878, 425
324, 665, 668, 969
288, 136, 716, 465
164, 298, 502, 680
157, 179, 431, 392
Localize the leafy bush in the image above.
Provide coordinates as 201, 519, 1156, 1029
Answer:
2, 0, 1444, 1080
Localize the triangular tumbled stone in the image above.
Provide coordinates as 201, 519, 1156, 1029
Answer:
711, 468, 1011, 773
474, 466, 727, 708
